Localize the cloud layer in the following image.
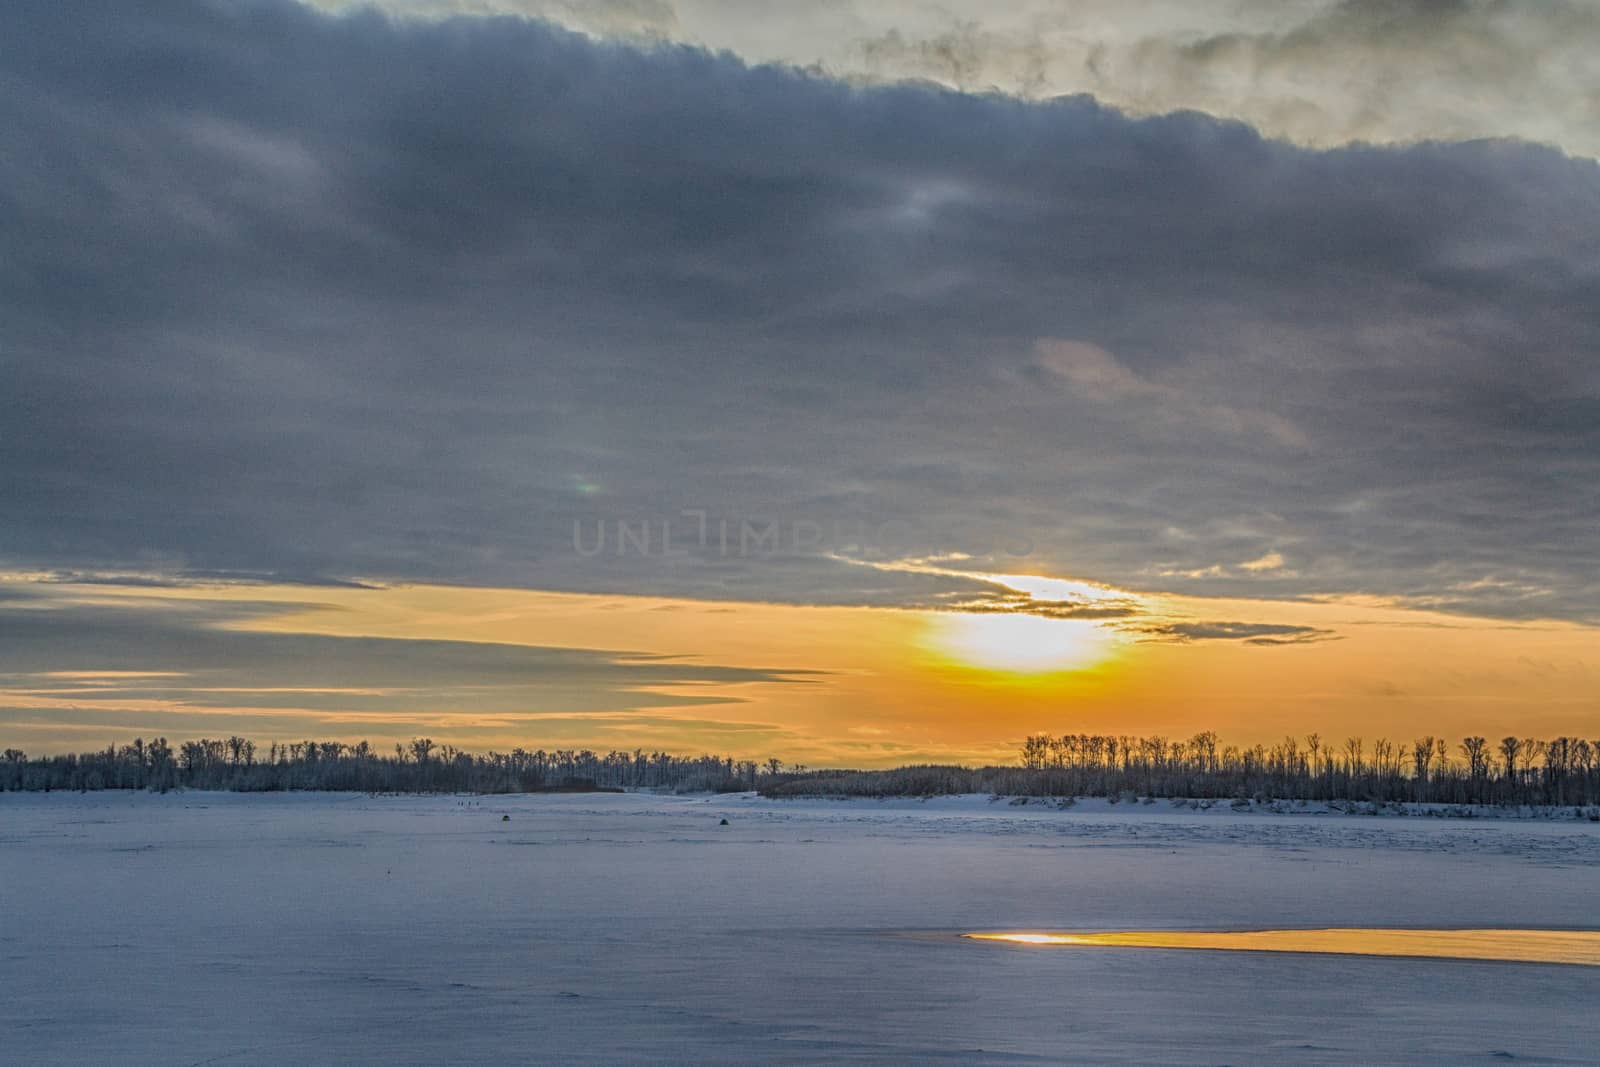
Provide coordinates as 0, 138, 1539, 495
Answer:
311, 0, 1600, 158
0, 583, 811, 742
3, 1, 1598, 623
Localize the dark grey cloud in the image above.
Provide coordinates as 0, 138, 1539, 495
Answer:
929, 593, 1140, 621
2, 1, 1598, 622
1125, 621, 1340, 646
25, 569, 382, 590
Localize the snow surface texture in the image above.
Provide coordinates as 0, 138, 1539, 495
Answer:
4, 791, 1599, 1064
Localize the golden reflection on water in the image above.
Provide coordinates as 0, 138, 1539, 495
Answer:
965, 929, 1600, 966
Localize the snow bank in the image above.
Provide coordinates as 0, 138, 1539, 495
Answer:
4, 790, 1598, 1064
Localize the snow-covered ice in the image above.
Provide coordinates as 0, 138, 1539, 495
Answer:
4, 791, 1599, 1064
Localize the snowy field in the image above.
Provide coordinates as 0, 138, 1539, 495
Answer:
5, 792, 1600, 1065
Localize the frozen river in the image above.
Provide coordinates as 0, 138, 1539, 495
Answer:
5, 791, 1600, 1064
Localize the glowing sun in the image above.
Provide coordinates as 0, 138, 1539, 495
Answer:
927, 613, 1115, 674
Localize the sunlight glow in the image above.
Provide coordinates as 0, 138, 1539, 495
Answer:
969, 933, 1091, 945
927, 614, 1115, 674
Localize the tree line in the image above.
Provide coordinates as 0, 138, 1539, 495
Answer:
761, 731, 1600, 806
5, 729, 1600, 807
0, 737, 763, 794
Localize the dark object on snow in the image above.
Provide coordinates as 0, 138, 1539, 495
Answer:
501, 814, 510, 821
719, 818, 729, 825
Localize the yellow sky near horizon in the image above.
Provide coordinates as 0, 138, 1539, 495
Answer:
3, 573, 1595, 765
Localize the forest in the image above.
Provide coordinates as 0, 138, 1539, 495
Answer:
4, 730, 1600, 807
764, 732, 1600, 807
0, 737, 761, 795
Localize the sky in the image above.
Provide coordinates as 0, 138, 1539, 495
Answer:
3, 0, 1598, 764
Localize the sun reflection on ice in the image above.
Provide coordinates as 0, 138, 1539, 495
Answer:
965, 929, 1600, 966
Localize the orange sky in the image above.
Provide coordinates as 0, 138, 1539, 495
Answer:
5, 574, 1594, 765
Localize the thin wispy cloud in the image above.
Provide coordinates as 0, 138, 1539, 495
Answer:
1124, 620, 1340, 646
0, 585, 815, 736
